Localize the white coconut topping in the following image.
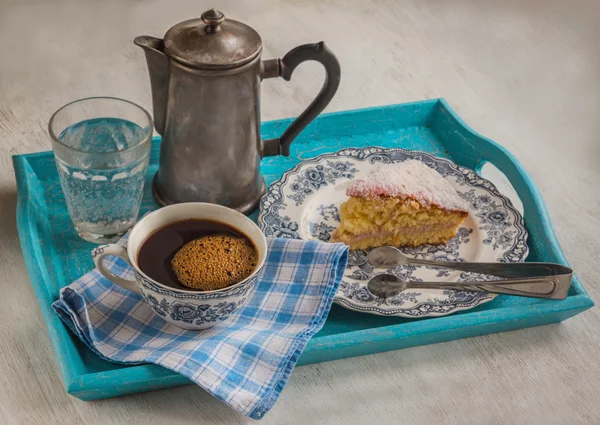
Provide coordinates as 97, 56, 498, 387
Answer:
346, 160, 469, 211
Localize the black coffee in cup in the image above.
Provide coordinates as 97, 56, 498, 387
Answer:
137, 219, 258, 291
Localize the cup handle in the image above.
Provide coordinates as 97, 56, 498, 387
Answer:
92, 244, 141, 295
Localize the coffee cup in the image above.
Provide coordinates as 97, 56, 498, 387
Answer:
92, 203, 267, 330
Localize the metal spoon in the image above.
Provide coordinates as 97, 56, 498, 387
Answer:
366, 246, 572, 278
367, 273, 571, 300
365, 246, 573, 300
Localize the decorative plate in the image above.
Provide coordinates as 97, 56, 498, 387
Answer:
258, 147, 529, 317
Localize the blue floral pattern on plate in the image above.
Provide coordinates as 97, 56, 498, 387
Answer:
288, 161, 358, 205
258, 147, 529, 317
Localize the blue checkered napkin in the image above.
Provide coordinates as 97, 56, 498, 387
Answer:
52, 237, 348, 419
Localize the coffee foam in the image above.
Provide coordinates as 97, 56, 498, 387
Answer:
171, 235, 258, 291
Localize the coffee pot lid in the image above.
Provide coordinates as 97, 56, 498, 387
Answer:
163, 9, 262, 69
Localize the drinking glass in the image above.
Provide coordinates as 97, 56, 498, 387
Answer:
49, 97, 153, 243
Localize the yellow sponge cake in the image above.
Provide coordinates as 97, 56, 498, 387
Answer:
330, 161, 469, 250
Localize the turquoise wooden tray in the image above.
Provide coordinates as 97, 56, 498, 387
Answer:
14, 99, 593, 400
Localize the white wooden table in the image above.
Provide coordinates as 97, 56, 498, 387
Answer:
1, 0, 599, 423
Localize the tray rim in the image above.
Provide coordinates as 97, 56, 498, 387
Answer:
13, 98, 594, 400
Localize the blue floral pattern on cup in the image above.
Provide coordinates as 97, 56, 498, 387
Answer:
144, 294, 247, 326
137, 273, 257, 328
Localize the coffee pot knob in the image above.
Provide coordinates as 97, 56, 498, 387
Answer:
201, 9, 225, 33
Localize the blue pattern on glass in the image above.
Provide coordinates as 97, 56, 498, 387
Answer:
55, 117, 150, 241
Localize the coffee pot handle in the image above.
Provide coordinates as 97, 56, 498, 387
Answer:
261, 42, 341, 157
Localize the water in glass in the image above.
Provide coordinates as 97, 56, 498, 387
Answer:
49, 98, 153, 243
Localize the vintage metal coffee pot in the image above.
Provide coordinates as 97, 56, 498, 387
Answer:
135, 9, 341, 213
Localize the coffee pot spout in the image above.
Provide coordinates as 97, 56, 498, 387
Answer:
134, 36, 169, 135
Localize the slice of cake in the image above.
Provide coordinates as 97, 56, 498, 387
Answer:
330, 160, 469, 250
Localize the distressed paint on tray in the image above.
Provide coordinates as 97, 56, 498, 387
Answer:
13, 99, 594, 400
